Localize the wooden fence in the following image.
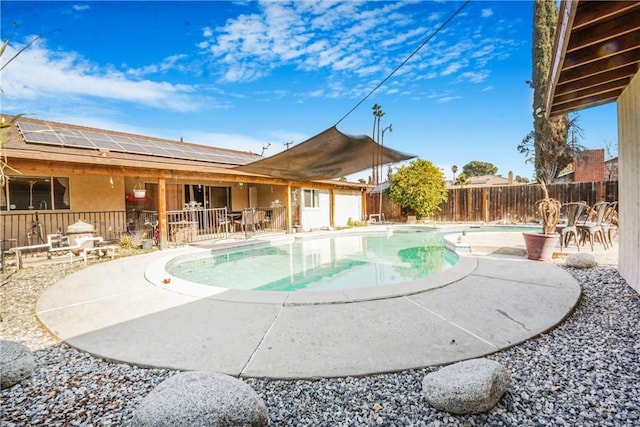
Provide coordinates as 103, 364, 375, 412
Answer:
369, 181, 618, 223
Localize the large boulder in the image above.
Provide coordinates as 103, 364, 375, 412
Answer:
565, 252, 597, 268
0, 340, 35, 389
422, 358, 510, 414
132, 371, 269, 426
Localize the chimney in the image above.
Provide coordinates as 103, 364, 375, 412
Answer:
508, 171, 513, 185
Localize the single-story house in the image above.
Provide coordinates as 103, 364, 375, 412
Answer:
545, 0, 640, 291
1, 116, 411, 248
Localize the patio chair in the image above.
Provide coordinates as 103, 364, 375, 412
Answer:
216, 213, 231, 233
254, 210, 266, 231
600, 201, 618, 247
577, 201, 609, 251
234, 209, 255, 232
556, 201, 587, 251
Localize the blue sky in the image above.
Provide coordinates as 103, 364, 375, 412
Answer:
1, 0, 618, 181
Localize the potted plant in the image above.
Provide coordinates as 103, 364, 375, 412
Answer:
523, 181, 561, 261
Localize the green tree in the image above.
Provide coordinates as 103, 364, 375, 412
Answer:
451, 165, 458, 180
454, 173, 470, 186
462, 161, 498, 177
518, 0, 579, 183
387, 159, 448, 219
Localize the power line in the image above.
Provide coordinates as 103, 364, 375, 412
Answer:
334, 0, 471, 127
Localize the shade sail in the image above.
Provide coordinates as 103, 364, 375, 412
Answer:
234, 126, 415, 181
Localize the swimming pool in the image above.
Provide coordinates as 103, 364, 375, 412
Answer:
164, 230, 458, 292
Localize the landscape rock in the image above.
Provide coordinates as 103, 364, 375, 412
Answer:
565, 252, 597, 268
422, 358, 510, 414
132, 371, 269, 426
0, 340, 35, 389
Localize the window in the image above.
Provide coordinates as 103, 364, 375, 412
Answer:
303, 189, 320, 208
3, 176, 70, 211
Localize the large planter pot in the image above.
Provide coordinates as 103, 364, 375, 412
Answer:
523, 232, 558, 261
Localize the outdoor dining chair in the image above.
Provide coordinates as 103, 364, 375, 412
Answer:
556, 201, 587, 251
253, 210, 266, 231
216, 214, 231, 234
234, 209, 255, 232
600, 201, 618, 247
577, 201, 610, 251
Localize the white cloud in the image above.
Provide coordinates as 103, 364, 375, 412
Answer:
72, 4, 90, 11
441, 61, 465, 76
437, 95, 461, 103
182, 131, 268, 154
126, 54, 189, 77
481, 9, 493, 18
458, 70, 489, 83
181, 129, 309, 156
1, 42, 210, 113
192, 0, 519, 103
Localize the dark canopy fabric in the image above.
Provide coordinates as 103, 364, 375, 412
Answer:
234, 126, 415, 181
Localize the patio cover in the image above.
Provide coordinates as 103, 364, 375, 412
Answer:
234, 126, 415, 181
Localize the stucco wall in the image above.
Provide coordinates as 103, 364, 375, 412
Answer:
334, 190, 363, 226
301, 189, 330, 231
71, 175, 125, 211
617, 71, 640, 293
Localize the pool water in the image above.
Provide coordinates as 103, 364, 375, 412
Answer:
166, 231, 458, 292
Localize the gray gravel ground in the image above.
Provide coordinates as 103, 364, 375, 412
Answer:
1, 258, 639, 426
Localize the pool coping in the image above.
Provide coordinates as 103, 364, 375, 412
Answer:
143, 227, 477, 305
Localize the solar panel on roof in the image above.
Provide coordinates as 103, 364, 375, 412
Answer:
92, 140, 123, 151
59, 128, 83, 137
144, 147, 171, 156
16, 121, 259, 166
28, 132, 62, 144
108, 134, 134, 144
118, 143, 150, 154
64, 136, 95, 148
16, 122, 45, 132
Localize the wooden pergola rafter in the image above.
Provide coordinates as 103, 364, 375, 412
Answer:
545, 0, 640, 117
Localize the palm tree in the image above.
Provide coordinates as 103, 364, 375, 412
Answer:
371, 104, 384, 185
451, 165, 458, 181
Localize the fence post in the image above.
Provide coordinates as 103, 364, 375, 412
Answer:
482, 188, 488, 223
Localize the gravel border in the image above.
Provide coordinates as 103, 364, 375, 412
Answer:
1, 257, 639, 426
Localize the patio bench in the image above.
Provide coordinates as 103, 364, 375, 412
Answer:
81, 245, 117, 263
5, 243, 52, 269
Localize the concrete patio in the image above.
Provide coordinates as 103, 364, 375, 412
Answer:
35, 229, 616, 379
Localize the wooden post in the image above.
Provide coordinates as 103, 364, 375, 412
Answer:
286, 185, 292, 233
482, 188, 488, 223
330, 188, 335, 227
157, 177, 167, 249
361, 189, 367, 222
453, 189, 459, 222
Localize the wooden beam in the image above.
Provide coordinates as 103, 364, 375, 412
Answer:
553, 77, 631, 105
157, 178, 167, 249
554, 64, 639, 96
572, 1, 640, 30
567, 9, 640, 52
561, 31, 640, 71
286, 185, 293, 233
546, 0, 578, 117
558, 52, 640, 84
550, 94, 620, 116
6, 158, 361, 191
